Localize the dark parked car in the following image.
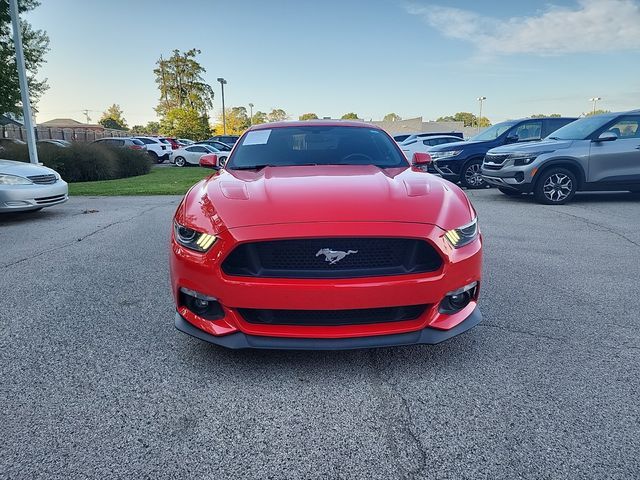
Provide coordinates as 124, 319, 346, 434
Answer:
196, 140, 232, 151
207, 135, 240, 146
428, 117, 577, 188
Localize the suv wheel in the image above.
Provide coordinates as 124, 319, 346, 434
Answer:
460, 159, 486, 189
498, 187, 522, 197
534, 168, 577, 205
149, 151, 160, 163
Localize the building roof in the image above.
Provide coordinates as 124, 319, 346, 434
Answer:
39, 118, 104, 129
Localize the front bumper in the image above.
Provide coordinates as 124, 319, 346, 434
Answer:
0, 180, 68, 212
175, 306, 482, 350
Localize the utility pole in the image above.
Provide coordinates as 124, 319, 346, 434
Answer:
9, 0, 38, 164
217, 78, 227, 134
249, 103, 254, 126
476, 96, 487, 133
81, 109, 91, 124
589, 97, 601, 115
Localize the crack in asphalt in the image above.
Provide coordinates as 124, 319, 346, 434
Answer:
368, 349, 427, 480
0, 203, 172, 270
547, 208, 640, 248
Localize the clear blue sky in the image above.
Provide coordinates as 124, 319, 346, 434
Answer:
26, 0, 640, 125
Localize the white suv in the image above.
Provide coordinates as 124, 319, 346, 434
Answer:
134, 137, 172, 163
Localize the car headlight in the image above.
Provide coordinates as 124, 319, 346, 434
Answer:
173, 221, 217, 252
0, 174, 33, 185
444, 217, 479, 248
430, 151, 462, 160
509, 151, 554, 166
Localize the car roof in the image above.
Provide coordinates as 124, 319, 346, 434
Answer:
247, 120, 381, 131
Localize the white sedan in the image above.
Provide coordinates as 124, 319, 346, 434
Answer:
400, 135, 464, 159
172, 144, 229, 167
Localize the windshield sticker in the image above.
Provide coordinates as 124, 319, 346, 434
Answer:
243, 130, 271, 145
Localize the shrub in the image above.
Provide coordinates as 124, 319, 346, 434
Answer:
1, 143, 150, 182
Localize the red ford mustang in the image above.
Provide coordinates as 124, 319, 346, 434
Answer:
170, 121, 482, 349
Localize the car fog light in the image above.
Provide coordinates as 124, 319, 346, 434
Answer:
179, 287, 225, 321
439, 282, 478, 314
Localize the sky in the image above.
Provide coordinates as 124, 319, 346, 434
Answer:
25, 0, 640, 126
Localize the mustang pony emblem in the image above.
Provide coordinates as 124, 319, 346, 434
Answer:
316, 248, 358, 265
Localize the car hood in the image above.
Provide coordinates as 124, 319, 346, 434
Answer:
179, 165, 475, 232
0, 159, 59, 177
428, 140, 480, 152
488, 139, 573, 155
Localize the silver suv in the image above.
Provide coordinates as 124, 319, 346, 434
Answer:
481, 110, 640, 204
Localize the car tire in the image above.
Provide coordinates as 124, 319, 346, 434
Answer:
533, 167, 577, 205
149, 151, 160, 164
498, 188, 522, 197
219, 157, 227, 168
460, 159, 486, 189
175, 156, 186, 167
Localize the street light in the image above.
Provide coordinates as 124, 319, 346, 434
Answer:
476, 96, 487, 133
217, 77, 227, 134
9, 0, 38, 164
248, 103, 254, 126
589, 97, 602, 115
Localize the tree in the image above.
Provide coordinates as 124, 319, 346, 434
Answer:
586, 109, 611, 116
299, 112, 319, 121
530, 113, 562, 118
99, 104, 128, 130
252, 111, 268, 125
383, 113, 401, 122
267, 108, 288, 122
437, 112, 491, 127
212, 106, 251, 135
131, 121, 161, 135
0, 0, 49, 115
160, 107, 210, 140
341, 112, 359, 120
154, 49, 214, 117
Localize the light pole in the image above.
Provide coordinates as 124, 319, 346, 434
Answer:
476, 96, 487, 133
248, 103, 254, 125
589, 97, 601, 115
217, 77, 227, 134
9, 0, 38, 164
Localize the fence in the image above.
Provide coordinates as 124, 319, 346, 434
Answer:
0, 124, 132, 143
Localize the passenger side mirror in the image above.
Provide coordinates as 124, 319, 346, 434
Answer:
199, 154, 219, 169
595, 131, 618, 142
505, 134, 519, 144
412, 152, 432, 165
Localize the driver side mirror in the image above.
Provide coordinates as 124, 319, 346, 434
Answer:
412, 152, 432, 165
505, 134, 519, 144
199, 154, 219, 169
595, 131, 618, 142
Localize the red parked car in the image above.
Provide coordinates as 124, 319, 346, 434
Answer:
170, 121, 482, 349
162, 137, 181, 150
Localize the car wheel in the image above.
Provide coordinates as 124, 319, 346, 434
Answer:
498, 187, 522, 197
460, 159, 486, 189
175, 156, 186, 167
534, 168, 577, 205
219, 156, 227, 168
149, 152, 160, 163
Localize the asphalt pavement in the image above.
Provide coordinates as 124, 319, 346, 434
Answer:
1, 190, 639, 479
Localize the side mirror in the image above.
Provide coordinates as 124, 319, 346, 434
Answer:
199, 154, 219, 169
595, 131, 617, 142
412, 152, 432, 165
505, 134, 519, 144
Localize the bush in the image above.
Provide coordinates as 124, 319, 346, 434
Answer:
1, 143, 151, 182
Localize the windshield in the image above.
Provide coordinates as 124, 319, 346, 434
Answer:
468, 121, 517, 141
546, 116, 611, 140
228, 126, 408, 169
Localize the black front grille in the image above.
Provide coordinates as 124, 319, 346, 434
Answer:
222, 238, 443, 278
34, 194, 66, 204
27, 174, 57, 185
239, 304, 429, 326
483, 163, 503, 171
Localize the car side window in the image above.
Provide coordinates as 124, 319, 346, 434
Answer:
192, 146, 207, 153
512, 121, 542, 141
607, 115, 640, 139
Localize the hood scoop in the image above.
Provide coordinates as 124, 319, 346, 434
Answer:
220, 182, 249, 200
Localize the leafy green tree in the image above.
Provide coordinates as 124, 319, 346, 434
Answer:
252, 111, 268, 125
586, 109, 611, 116
212, 106, 251, 135
0, 0, 49, 115
383, 113, 401, 122
437, 112, 491, 127
99, 104, 128, 130
267, 108, 288, 122
299, 112, 319, 121
530, 113, 562, 118
160, 107, 210, 140
154, 49, 214, 117
341, 112, 359, 120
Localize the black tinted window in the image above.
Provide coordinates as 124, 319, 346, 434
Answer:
131, 139, 144, 146
229, 126, 407, 169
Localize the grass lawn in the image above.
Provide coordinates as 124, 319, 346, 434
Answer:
69, 166, 215, 196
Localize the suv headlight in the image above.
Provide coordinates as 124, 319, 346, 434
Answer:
0, 174, 33, 185
509, 151, 554, 166
430, 150, 462, 160
444, 217, 479, 248
173, 221, 217, 252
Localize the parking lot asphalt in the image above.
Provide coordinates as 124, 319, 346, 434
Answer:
1, 190, 639, 479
